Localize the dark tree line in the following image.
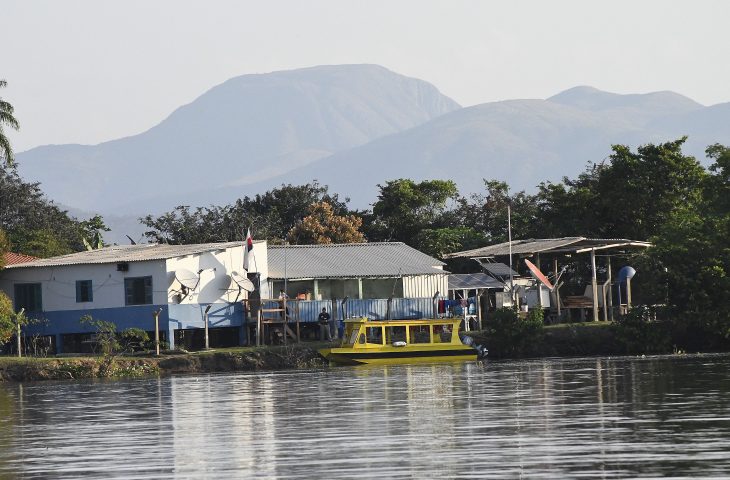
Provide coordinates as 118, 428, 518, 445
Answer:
0, 165, 108, 258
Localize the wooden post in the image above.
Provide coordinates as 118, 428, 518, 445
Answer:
16, 321, 21, 358
591, 248, 599, 322
256, 309, 262, 346
553, 259, 561, 318
607, 256, 614, 321
357, 278, 363, 299
536, 254, 543, 308
204, 304, 212, 350
153, 308, 162, 356
313, 279, 319, 300
476, 290, 482, 330
626, 277, 633, 311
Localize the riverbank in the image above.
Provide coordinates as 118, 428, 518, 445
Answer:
0, 343, 328, 382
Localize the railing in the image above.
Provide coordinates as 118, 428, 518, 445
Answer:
257, 297, 442, 323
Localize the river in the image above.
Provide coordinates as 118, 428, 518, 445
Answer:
1, 355, 730, 478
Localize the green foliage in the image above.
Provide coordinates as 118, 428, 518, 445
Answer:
0, 292, 13, 345
611, 306, 672, 354
0, 229, 9, 268
141, 181, 348, 244
80, 214, 110, 250
0, 165, 105, 257
80, 315, 120, 355
415, 227, 486, 259
120, 327, 150, 352
484, 308, 544, 358
367, 179, 459, 243
0, 79, 20, 167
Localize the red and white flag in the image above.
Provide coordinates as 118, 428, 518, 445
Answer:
243, 228, 254, 271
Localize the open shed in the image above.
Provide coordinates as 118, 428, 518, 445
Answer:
446, 237, 652, 322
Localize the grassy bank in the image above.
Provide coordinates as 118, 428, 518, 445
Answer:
0, 343, 329, 382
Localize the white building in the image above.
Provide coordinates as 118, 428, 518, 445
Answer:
0, 241, 268, 352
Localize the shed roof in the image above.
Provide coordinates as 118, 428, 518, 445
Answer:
448, 273, 503, 290
3, 241, 261, 269
267, 242, 446, 280
445, 237, 652, 259
481, 262, 519, 278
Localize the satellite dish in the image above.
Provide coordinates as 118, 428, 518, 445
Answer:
618, 266, 636, 282
231, 271, 255, 293
175, 268, 200, 290
524, 259, 554, 290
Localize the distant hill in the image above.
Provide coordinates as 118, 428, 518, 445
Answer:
16, 64, 460, 212
15, 67, 730, 239
239, 86, 726, 207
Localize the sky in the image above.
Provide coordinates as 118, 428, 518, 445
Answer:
2, 0, 729, 152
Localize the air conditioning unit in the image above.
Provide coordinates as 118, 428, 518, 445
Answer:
116, 262, 129, 272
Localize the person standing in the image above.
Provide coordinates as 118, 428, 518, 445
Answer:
318, 307, 332, 341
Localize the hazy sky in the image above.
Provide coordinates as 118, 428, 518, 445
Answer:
3, 0, 729, 152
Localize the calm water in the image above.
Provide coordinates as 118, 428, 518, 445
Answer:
1, 355, 730, 479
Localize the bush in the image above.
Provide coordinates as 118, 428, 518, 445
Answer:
484, 307, 544, 358
611, 305, 672, 354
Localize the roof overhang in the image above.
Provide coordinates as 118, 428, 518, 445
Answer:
445, 237, 652, 260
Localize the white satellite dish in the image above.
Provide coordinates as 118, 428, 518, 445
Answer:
231, 271, 255, 293
175, 268, 200, 290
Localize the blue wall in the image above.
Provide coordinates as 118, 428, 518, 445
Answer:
21, 302, 245, 352
19, 298, 437, 353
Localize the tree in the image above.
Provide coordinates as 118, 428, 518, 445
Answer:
0, 80, 20, 166
141, 181, 348, 244
287, 201, 366, 244
0, 292, 14, 345
414, 227, 486, 259
367, 179, 459, 244
0, 229, 9, 268
534, 138, 707, 240
80, 215, 110, 250
456, 179, 538, 243
0, 165, 96, 256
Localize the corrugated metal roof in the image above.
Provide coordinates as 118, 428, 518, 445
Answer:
448, 273, 503, 290
3, 241, 261, 269
267, 242, 446, 279
445, 237, 651, 259
3, 252, 38, 266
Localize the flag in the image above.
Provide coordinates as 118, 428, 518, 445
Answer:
243, 228, 254, 271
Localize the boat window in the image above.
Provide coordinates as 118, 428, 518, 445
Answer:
438, 325, 453, 343
366, 327, 383, 345
348, 328, 360, 346
385, 326, 406, 344
358, 333, 366, 345
408, 326, 430, 344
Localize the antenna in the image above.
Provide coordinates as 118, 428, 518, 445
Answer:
175, 268, 200, 291
231, 271, 255, 293
524, 259, 554, 291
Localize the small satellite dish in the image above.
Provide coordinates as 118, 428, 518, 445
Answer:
524, 259, 554, 290
231, 271, 255, 293
175, 268, 200, 290
618, 266, 636, 282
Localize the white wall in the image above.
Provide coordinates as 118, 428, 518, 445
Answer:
0, 241, 270, 312
0, 261, 168, 311
166, 242, 269, 304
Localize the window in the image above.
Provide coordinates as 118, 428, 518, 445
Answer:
124, 276, 153, 305
76, 280, 93, 303
14, 283, 42, 312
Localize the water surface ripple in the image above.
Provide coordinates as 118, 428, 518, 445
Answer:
1, 355, 730, 478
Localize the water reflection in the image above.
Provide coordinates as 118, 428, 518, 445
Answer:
1, 355, 730, 478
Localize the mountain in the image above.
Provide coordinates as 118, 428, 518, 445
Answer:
243, 87, 726, 207
16, 64, 460, 212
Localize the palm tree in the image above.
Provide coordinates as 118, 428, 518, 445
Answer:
0, 79, 20, 166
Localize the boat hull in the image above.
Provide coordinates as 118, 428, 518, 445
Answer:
319, 346, 477, 365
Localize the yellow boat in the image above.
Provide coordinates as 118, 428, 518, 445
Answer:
318, 317, 483, 365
